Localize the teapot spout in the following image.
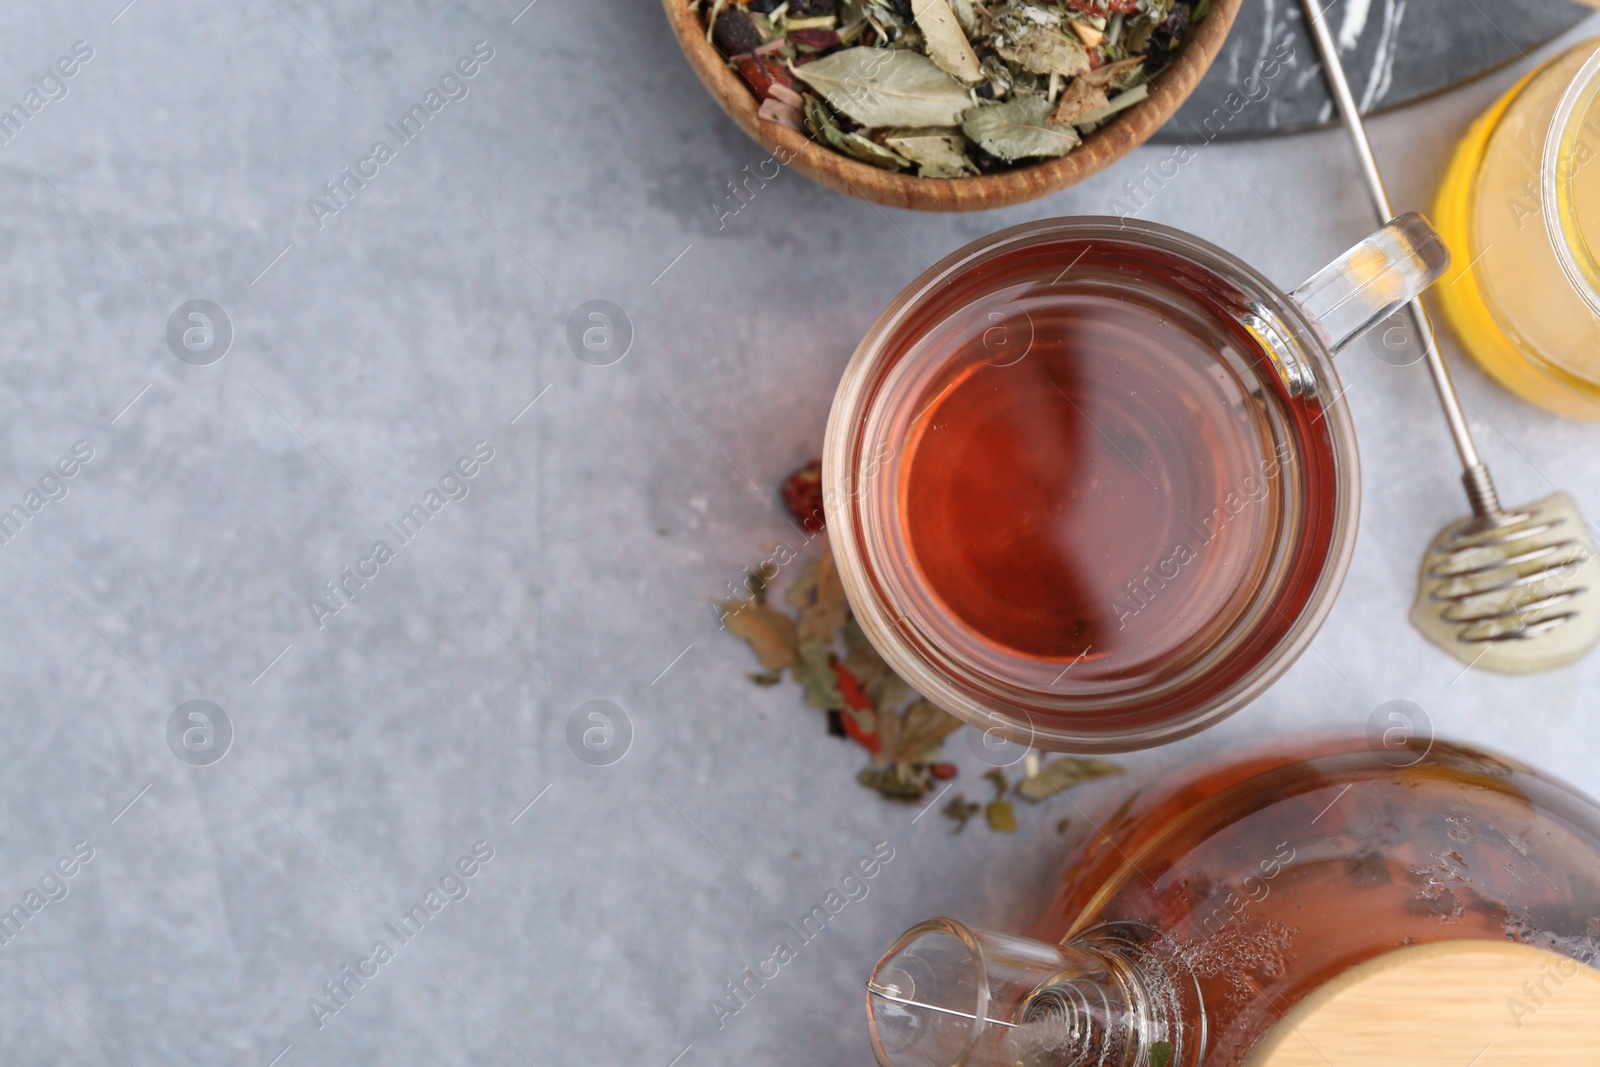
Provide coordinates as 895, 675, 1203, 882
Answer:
866, 918, 1198, 1067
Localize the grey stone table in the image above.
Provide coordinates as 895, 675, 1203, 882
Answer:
1, 2, 1597, 1065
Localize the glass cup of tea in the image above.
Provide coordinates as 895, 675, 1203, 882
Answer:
823, 213, 1448, 752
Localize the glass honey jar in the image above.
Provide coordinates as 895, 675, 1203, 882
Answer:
1435, 38, 1600, 419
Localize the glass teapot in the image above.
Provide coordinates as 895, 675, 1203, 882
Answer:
865, 735, 1600, 1066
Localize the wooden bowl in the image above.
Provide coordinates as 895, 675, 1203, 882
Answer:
664, 0, 1242, 212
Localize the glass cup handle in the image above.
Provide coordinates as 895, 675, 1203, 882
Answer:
1288, 211, 1451, 354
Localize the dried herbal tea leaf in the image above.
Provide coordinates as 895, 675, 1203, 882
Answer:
947, 0, 978, 35
789, 552, 849, 646
893, 698, 964, 764
1071, 82, 1148, 126
989, 6, 1091, 78
873, 698, 902, 763
1123, 18, 1157, 53
986, 798, 1017, 832
1139, 0, 1177, 26
1149, 1040, 1174, 1067
961, 93, 1079, 161
844, 616, 910, 711
805, 93, 844, 141
1055, 816, 1072, 834
791, 638, 844, 710
720, 598, 799, 671
943, 793, 982, 832
1048, 76, 1109, 125
843, 613, 872, 654
748, 670, 783, 686
912, 0, 983, 83
842, 644, 891, 703
828, 127, 914, 170
871, 670, 912, 720
983, 767, 1010, 801
882, 127, 977, 177
860, 761, 933, 800
1018, 755, 1124, 802
791, 47, 974, 128
784, 556, 821, 611
1079, 53, 1148, 88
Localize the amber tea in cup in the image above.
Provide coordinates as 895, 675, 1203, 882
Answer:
825, 216, 1448, 751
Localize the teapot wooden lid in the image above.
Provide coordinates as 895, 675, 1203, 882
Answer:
1248, 941, 1600, 1067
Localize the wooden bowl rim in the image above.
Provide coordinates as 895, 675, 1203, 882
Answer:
664, 0, 1244, 212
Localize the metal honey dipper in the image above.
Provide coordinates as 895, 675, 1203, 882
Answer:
1302, 0, 1600, 673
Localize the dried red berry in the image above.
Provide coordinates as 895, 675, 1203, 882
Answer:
930, 763, 959, 780
734, 53, 794, 99
782, 460, 826, 534
713, 9, 763, 57
832, 663, 881, 754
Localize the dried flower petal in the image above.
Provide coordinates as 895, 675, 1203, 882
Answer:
768, 82, 805, 107
789, 28, 843, 52
758, 96, 806, 131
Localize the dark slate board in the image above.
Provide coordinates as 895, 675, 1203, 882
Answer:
1151, 0, 1590, 141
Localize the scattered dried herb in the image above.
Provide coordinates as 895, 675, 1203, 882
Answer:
718, 460, 1124, 830
943, 793, 982, 832
1150, 1040, 1174, 1067
1016, 755, 1124, 802
718, 597, 797, 672
781, 459, 826, 532
694, 0, 1206, 176
788, 553, 848, 646
986, 798, 1017, 832
961, 92, 1080, 162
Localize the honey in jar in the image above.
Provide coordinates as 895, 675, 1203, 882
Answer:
1435, 38, 1600, 418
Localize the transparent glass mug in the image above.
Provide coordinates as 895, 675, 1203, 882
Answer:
823, 214, 1448, 753
1435, 38, 1600, 419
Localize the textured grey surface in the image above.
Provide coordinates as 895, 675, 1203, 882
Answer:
2, 2, 1599, 1066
